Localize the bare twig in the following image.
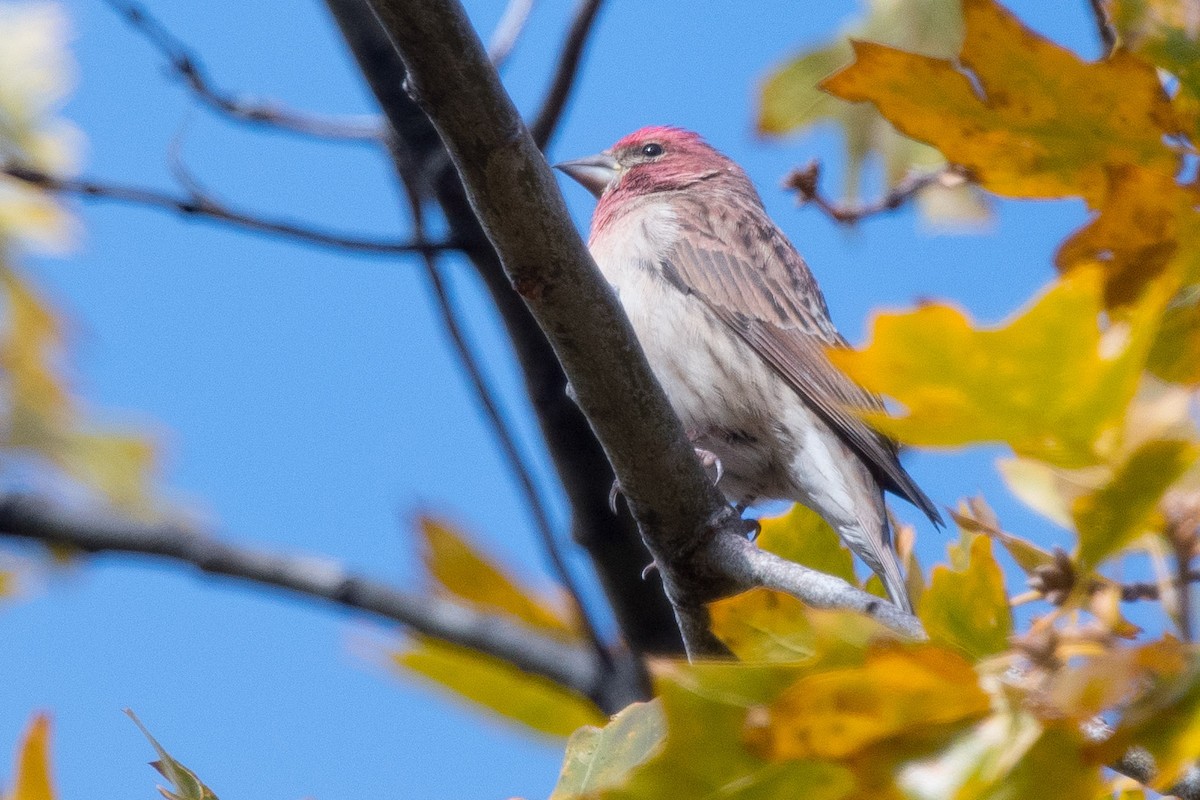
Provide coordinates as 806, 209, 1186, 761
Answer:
1087, 0, 1119, 55
783, 160, 970, 225
324, 0, 684, 658
487, 0, 536, 66
0, 494, 644, 711
3, 162, 456, 256
398, 169, 613, 671
528, 0, 606, 149
103, 0, 384, 142
1116, 571, 1200, 602
365, 0, 927, 655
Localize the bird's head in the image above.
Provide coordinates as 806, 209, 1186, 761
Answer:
554, 126, 735, 200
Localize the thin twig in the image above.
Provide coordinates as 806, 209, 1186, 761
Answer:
3, 162, 457, 256
487, 0, 536, 66
1117, 570, 1200, 602
783, 160, 970, 225
528, 0, 606, 149
1087, 0, 1119, 55
0, 494, 647, 711
397, 168, 614, 670
102, 0, 384, 142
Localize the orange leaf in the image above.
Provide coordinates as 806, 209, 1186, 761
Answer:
10, 713, 54, 800
821, 0, 1181, 204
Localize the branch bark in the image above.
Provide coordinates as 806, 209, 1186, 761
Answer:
0, 494, 643, 713
362, 0, 926, 656
323, 0, 685, 658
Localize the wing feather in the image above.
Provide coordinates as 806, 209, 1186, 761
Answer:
663, 194, 942, 525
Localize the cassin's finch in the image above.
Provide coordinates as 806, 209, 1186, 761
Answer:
556, 126, 940, 612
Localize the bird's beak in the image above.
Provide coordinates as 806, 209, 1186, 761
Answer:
553, 152, 621, 198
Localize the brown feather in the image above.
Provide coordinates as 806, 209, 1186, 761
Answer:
662, 188, 943, 526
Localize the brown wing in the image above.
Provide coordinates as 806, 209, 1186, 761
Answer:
662, 192, 942, 526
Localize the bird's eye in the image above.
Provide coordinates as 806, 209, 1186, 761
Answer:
640, 142, 664, 158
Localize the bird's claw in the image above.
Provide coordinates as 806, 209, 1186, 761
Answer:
694, 447, 723, 485
609, 479, 622, 514
641, 560, 659, 580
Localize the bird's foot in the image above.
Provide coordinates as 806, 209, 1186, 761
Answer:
641, 560, 659, 580
694, 446, 724, 485
608, 479, 622, 514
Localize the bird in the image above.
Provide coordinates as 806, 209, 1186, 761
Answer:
554, 126, 941, 613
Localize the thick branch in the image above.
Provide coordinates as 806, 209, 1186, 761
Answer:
0, 494, 646, 712
323, 0, 684, 657
3, 162, 453, 256
364, 0, 926, 655
104, 0, 383, 141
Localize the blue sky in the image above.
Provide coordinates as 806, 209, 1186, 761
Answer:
1, 1, 1115, 798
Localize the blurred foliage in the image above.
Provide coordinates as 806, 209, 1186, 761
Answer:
0, 2, 156, 514
547, 0, 1200, 797
390, 517, 607, 738
3, 713, 53, 800
3, 0, 1200, 797
126, 711, 219, 800
757, 0, 990, 226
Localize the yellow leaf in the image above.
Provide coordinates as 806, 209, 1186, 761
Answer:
1055, 167, 1194, 308
755, 504, 857, 586
395, 637, 606, 739
920, 533, 1012, 659
58, 431, 157, 511
596, 661, 857, 800
1109, 0, 1200, 139
418, 517, 579, 637
125, 710, 218, 800
550, 701, 665, 799
830, 269, 1162, 467
709, 590, 894, 663
758, 0, 988, 225
1073, 439, 1200, 572
9, 713, 54, 800
750, 644, 990, 761
821, 0, 1181, 205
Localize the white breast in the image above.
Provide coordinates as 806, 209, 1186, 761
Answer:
588, 199, 791, 502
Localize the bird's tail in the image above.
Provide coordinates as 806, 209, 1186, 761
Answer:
842, 514, 912, 614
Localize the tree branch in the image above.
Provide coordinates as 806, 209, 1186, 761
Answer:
528, 0, 606, 150
487, 0, 536, 67
2, 162, 455, 256
103, 0, 384, 142
1086, 0, 1119, 55
363, 0, 926, 656
398, 166, 613, 670
0, 493, 647, 711
1084, 718, 1200, 800
783, 160, 971, 225
323, 0, 685, 659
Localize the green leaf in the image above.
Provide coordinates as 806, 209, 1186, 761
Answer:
550, 702, 665, 800
395, 637, 606, 739
755, 505, 857, 586
125, 710, 218, 800
1073, 439, 1200, 572
920, 534, 1012, 659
